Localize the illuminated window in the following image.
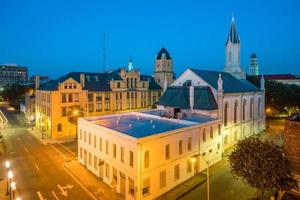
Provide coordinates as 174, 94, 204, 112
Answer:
99, 137, 102, 151
159, 170, 166, 189
113, 144, 117, 159
120, 147, 124, 163
174, 164, 180, 181
188, 137, 192, 151
165, 144, 170, 160
129, 151, 134, 167
210, 127, 213, 139
93, 155, 98, 170
94, 135, 97, 148
142, 178, 150, 196
88, 133, 91, 145
57, 123, 62, 132
203, 129, 206, 142
105, 163, 110, 178
106, 140, 109, 155
186, 160, 192, 173
179, 140, 183, 155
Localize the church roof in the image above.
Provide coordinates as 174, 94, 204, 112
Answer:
156, 48, 171, 60
39, 70, 161, 91
250, 53, 257, 59
157, 86, 218, 110
226, 17, 240, 45
189, 68, 260, 93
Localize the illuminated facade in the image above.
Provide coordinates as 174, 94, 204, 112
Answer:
162, 68, 265, 150
78, 111, 222, 200
35, 68, 162, 139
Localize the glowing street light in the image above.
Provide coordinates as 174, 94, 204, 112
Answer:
73, 110, 79, 115
5, 161, 10, 169
10, 181, 16, 200
30, 116, 35, 130
7, 170, 13, 196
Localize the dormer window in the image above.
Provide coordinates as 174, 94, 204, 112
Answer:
64, 83, 68, 89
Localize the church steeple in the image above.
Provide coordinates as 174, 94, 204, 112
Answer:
128, 56, 134, 71
224, 15, 246, 79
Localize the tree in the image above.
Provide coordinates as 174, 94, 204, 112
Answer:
228, 137, 298, 199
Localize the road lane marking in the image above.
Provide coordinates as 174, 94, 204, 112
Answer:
50, 145, 67, 160
52, 191, 60, 200
57, 184, 73, 197
37, 191, 46, 200
24, 147, 29, 152
59, 143, 76, 156
63, 165, 98, 200
35, 163, 40, 171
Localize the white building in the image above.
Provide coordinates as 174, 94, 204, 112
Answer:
160, 68, 265, 150
78, 111, 222, 200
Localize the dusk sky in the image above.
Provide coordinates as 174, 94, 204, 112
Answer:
0, 0, 300, 78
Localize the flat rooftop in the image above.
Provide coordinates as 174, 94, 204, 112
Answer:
84, 111, 216, 138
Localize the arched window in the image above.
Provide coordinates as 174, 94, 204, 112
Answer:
229, 51, 232, 62
202, 128, 206, 142
242, 99, 246, 121
258, 98, 261, 117
57, 123, 62, 132
130, 78, 133, 88
224, 103, 229, 127
134, 78, 137, 88
250, 98, 253, 119
234, 100, 238, 124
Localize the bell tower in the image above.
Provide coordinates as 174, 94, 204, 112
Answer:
224, 16, 246, 79
154, 48, 174, 88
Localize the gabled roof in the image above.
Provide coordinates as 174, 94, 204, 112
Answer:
157, 86, 218, 110
189, 68, 260, 93
39, 69, 162, 91
226, 17, 240, 45
156, 48, 171, 60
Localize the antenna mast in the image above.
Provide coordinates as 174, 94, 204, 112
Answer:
103, 33, 106, 72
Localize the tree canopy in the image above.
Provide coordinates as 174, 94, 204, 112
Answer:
229, 137, 298, 194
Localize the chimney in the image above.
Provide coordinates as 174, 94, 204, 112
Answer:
189, 85, 194, 110
80, 73, 85, 88
35, 75, 40, 90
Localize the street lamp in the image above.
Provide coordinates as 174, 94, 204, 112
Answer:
5, 161, 11, 195
10, 181, 16, 200
30, 116, 34, 130
41, 122, 44, 139
7, 171, 13, 196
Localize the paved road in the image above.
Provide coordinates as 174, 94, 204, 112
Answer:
0, 108, 93, 200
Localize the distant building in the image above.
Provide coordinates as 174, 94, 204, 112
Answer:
250, 74, 300, 86
159, 68, 265, 150
78, 111, 222, 200
154, 48, 174, 89
35, 67, 162, 140
0, 64, 28, 87
224, 17, 246, 79
249, 53, 259, 75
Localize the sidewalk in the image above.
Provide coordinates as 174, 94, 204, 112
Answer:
28, 127, 75, 145
156, 158, 228, 200
64, 160, 124, 200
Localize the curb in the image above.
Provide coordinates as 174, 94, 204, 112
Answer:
63, 162, 99, 200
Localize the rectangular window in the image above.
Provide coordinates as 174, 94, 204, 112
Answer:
62, 107, 67, 116
128, 178, 135, 196
99, 137, 103, 151
88, 93, 93, 102
142, 177, 150, 196
179, 140, 183, 155
218, 124, 221, 136
88, 103, 94, 112
94, 155, 98, 170
203, 129, 206, 142
113, 144, 117, 159
74, 93, 79, 102
159, 170, 166, 189
94, 135, 97, 148
106, 140, 109, 155
113, 168, 117, 183
144, 151, 149, 168
174, 164, 180, 181
80, 147, 82, 159
68, 93, 73, 102
210, 126, 213, 139
105, 163, 110, 178
188, 137, 192, 151
88, 152, 92, 166
165, 144, 170, 160
62, 93, 66, 103
84, 131, 86, 143
88, 133, 91, 145
79, 129, 82, 140
120, 147, 124, 163
129, 151, 133, 167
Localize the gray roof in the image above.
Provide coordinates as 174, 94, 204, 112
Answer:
226, 17, 240, 45
157, 86, 218, 110
189, 68, 260, 93
38, 69, 161, 91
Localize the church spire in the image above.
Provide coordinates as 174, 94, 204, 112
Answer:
226, 15, 240, 45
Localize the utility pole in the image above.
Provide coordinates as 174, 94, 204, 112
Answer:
103, 33, 106, 72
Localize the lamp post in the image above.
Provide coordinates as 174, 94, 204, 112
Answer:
30, 116, 34, 130
41, 122, 44, 139
7, 171, 13, 196
10, 181, 16, 200
5, 161, 10, 195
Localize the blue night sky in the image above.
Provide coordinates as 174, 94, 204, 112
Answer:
0, 0, 300, 78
